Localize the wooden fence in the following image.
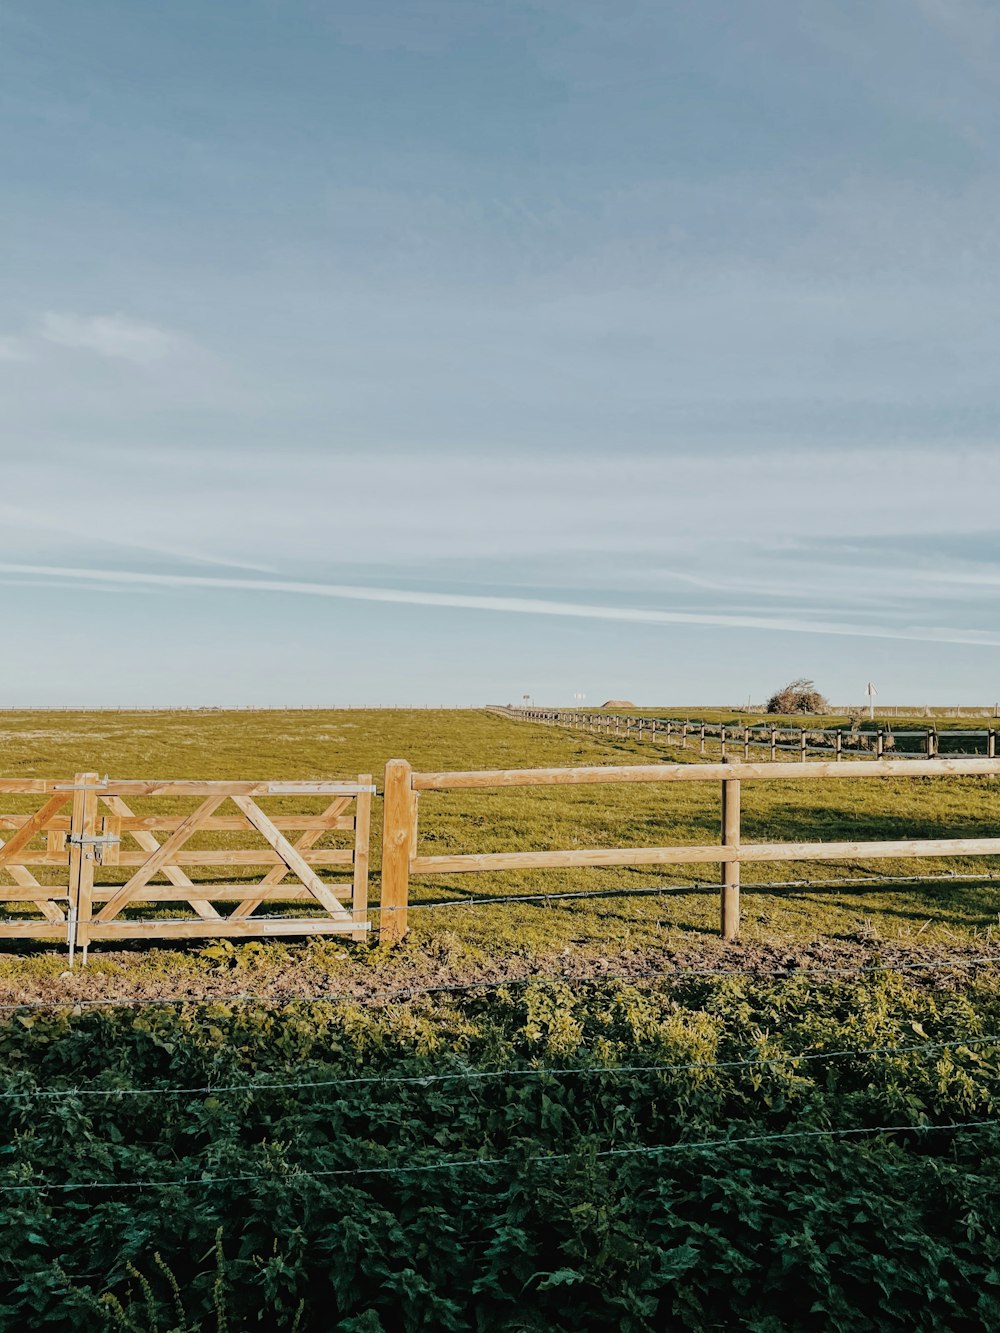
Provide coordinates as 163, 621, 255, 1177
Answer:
380, 755, 1000, 943
0, 774, 374, 958
493, 706, 1000, 761
7, 756, 1000, 955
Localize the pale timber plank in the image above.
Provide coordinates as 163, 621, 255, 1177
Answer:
100, 795, 221, 921
95, 795, 227, 921
0, 794, 71, 865
228, 796, 352, 920
410, 757, 1000, 790
230, 796, 352, 919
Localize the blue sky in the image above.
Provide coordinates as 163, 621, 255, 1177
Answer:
2, 0, 999, 706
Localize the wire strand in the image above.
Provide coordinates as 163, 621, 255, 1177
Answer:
6, 1033, 999, 1102
396, 870, 1000, 912
1, 1118, 996, 1194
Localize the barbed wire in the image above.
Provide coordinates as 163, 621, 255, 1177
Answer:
1, 1117, 996, 1195
4, 1033, 998, 1103
0, 952, 997, 1015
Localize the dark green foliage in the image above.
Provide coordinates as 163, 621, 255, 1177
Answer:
0, 972, 998, 1330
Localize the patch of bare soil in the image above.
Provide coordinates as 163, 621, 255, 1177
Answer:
0, 935, 997, 1011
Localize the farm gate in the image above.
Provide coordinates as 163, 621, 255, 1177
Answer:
0, 773, 374, 957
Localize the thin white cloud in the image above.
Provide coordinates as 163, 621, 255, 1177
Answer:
1, 562, 998, 649
37, 312, 184, 365
0, 504, 277, 575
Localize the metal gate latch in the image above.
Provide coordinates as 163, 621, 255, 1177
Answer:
67, 833, 121, 865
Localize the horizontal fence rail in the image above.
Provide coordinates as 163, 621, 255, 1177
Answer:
8, 753, 1000, 955
491, 706, 1000, 762
0, 773, 376, 958
380, 756, 1000, 943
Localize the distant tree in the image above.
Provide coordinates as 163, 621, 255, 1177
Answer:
765, 678, 829, 715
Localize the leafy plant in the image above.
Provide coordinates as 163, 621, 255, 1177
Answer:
0, 974, 997, 1329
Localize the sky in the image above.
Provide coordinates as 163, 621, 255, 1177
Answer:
2, 0, 999, 707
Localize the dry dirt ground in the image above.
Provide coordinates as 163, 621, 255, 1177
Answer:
1, 935, 996, 1011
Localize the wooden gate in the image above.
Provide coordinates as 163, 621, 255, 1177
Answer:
0, 774, 374, 955
0, 779, 78, 942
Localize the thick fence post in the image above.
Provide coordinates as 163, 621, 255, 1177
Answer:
799, 729, 807, 762
700, 724, 706, 756
743, 726, 750, 761
380, 759, 413, 944
351, 774, 373, 941
67, 771, 99, 965
770, 726, 777, 761
721, 775, 741, 940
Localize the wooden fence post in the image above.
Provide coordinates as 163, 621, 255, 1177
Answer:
743, 726, 750, 761
835, 730, 843, 762
351, 774, 373, 941
380, 759, 413, 944
770, 726, 777, 761
721, 775, 741, 940
721, 726, 727, 760
67, 771, 99, 965
799, 729, 807, 762
700, 723, 706, 756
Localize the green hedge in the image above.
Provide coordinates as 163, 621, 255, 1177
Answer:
0, 971, 998, 1331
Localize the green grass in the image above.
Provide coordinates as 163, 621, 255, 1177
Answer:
0, 709, 999, 997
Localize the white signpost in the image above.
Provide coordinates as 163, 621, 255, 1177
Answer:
866, 681, 877, 721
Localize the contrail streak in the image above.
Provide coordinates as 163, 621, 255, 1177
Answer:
0, 562, 996, 648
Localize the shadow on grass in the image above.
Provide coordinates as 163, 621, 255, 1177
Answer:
409, 874, 1000, 935
745, 799, 1000, 843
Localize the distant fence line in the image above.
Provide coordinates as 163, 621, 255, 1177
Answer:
689, 705, 1000, 719
491, 707, 1000, 761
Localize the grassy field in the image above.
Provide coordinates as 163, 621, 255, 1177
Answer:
1, 710, 999, 1329
0, 708, 999, 1000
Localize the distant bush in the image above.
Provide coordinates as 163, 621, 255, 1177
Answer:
766, 678, 829, 714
